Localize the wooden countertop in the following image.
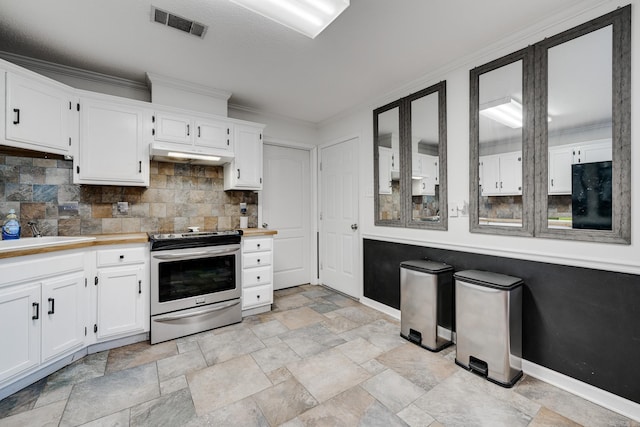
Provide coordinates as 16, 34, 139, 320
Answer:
0, 229, 278, 259
0, 233, 149, 259
240, 228, 278, 237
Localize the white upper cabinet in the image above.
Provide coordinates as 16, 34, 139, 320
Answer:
480, 151, 522, 196
4, 71, 74, 156
548, 140, 612, 195
224, 124, 264, 190
153, 110, 233, 154
378, 147, 392, 195
75, 95, 149, 186
411, 154, 438, 196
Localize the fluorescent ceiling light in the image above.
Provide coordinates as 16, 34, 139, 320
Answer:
480, 96, 552, 129
229, 0, 349, 39
168, 152, 221, 162
480, 97, 524, 129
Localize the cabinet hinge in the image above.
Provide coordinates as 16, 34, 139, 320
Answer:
69, 137, 72, 147
69, 101, 72, 110
84, 278, 87, 287
84, 327, 87, 336
152, 115, 155, 123
94, 276, 98, 286
77, 103, 80, 112
260, 134, 262, 140
319, 212, 322, 220
94, 324, 97, 333
152, 129, 155, 136
76, 166, 80, 174
227, 128, 230, 135
260, 177, 262, 184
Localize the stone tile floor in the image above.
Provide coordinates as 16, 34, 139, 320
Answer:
0, 284, 637, 426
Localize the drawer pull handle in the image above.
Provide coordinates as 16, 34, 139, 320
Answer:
32, 302, 39, 320
138, 280, 142, 294
48, 298, 55, 315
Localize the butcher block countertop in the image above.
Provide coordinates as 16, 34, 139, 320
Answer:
240, 228, 278, 237
0, 233, 149, 259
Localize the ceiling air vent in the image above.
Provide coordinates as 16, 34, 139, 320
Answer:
151, 6, 208, 39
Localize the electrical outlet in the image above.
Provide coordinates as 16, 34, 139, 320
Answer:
117, 202, 129, 214
449, 201, 459, 218
239, 202, 247, 214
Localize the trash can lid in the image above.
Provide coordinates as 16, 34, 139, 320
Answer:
400, 259, 453, 274
454, 270, 523, 290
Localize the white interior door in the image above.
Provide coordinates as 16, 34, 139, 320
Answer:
262, 144, 311, 289
320, 137, 359, 298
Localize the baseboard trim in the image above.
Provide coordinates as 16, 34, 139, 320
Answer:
360, 296, 400, 319
522, 360, 640, 422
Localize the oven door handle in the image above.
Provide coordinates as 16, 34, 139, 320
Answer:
154, 300, 240, 322
153, 248, 238, 260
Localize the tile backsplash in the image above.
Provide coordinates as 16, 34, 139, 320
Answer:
0, 154, 257, 237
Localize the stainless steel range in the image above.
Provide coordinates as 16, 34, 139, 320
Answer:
149, 230, 242, 344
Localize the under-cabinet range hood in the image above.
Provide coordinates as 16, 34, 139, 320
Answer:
150, 143, 234, 166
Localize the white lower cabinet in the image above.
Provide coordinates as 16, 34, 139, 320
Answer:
0, 252, 85, 385
41, 272, 85, 362
94, 247, 148, 341
0, 283, 41, 383
241, 235, 274, 315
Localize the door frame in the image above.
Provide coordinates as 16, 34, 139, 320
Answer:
259, 137, 317, 286
317, 134, 361, 299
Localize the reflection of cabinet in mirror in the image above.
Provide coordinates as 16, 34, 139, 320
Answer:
479, 151, 522, 196
548, 139, 611, 195
378, 146, 393, 194
412, 154, 438, 196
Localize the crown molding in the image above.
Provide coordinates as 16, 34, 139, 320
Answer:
228, 102, 319, 129
146, 72, 231, 101
0, 51, 149, 92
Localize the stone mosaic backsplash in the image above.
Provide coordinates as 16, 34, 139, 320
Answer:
0, 153, 258, 238
479, 194, 571, 219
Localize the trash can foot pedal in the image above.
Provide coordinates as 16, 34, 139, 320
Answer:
469, 356, 488, 376
408, 329, 422, 345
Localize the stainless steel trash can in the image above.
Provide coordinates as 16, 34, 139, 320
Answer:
454, 270, 523, 387
400, 260, 454, 352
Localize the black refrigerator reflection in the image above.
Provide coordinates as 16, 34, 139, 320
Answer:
572, 161, 612, 230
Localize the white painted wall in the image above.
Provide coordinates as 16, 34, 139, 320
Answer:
318, 0, 640, 275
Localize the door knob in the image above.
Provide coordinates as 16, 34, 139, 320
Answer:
262, 223, 268, 228
351, 224, 358, 230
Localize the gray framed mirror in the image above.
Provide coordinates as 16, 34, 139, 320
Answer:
406, 82, 447, 230
470, 5, 630, 244
469, 48, 535, 237
535, 6, 631, 244
374, 100, 403, 226
374, 82, 448, 229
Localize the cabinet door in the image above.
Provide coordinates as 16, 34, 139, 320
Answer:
96, 265, 145, 340
499, 152, 523, 195
195, 119, 232, 152
0, 283, 40, 382
41, 272, 84, 362
479, 155, 500, 196
77, 98, 148, 186
576, 141, 612, 164
5, 72, 72, 155
154, 112, 192, 145
378, 147, 392, 195
226, 125, 263, 190
548, 146, 573, 194
423, 155, 438, 195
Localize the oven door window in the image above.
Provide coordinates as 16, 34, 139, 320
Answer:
158, 255, 236, 303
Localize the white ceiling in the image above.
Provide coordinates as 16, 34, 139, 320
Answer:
0, 0, 592, 124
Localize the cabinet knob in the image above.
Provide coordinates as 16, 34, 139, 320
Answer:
257, 294, 261, 300
257, 243, 261, 248
119, 255, 124, 260
257, 276, 261, 281
257, 259, 261, 263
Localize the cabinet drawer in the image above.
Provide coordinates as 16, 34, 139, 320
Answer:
243, 284, 272, 309
96, 247, 146, 267
243, 266, 271, 288
242, 252, 272, 268
242, 238, 272, 253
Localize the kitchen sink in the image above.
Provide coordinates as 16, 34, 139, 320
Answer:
0, 236, 96, 251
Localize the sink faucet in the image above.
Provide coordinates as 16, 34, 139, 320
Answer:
27, 221, 42, 238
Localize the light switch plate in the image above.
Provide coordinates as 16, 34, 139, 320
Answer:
449, 201, 459, 218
